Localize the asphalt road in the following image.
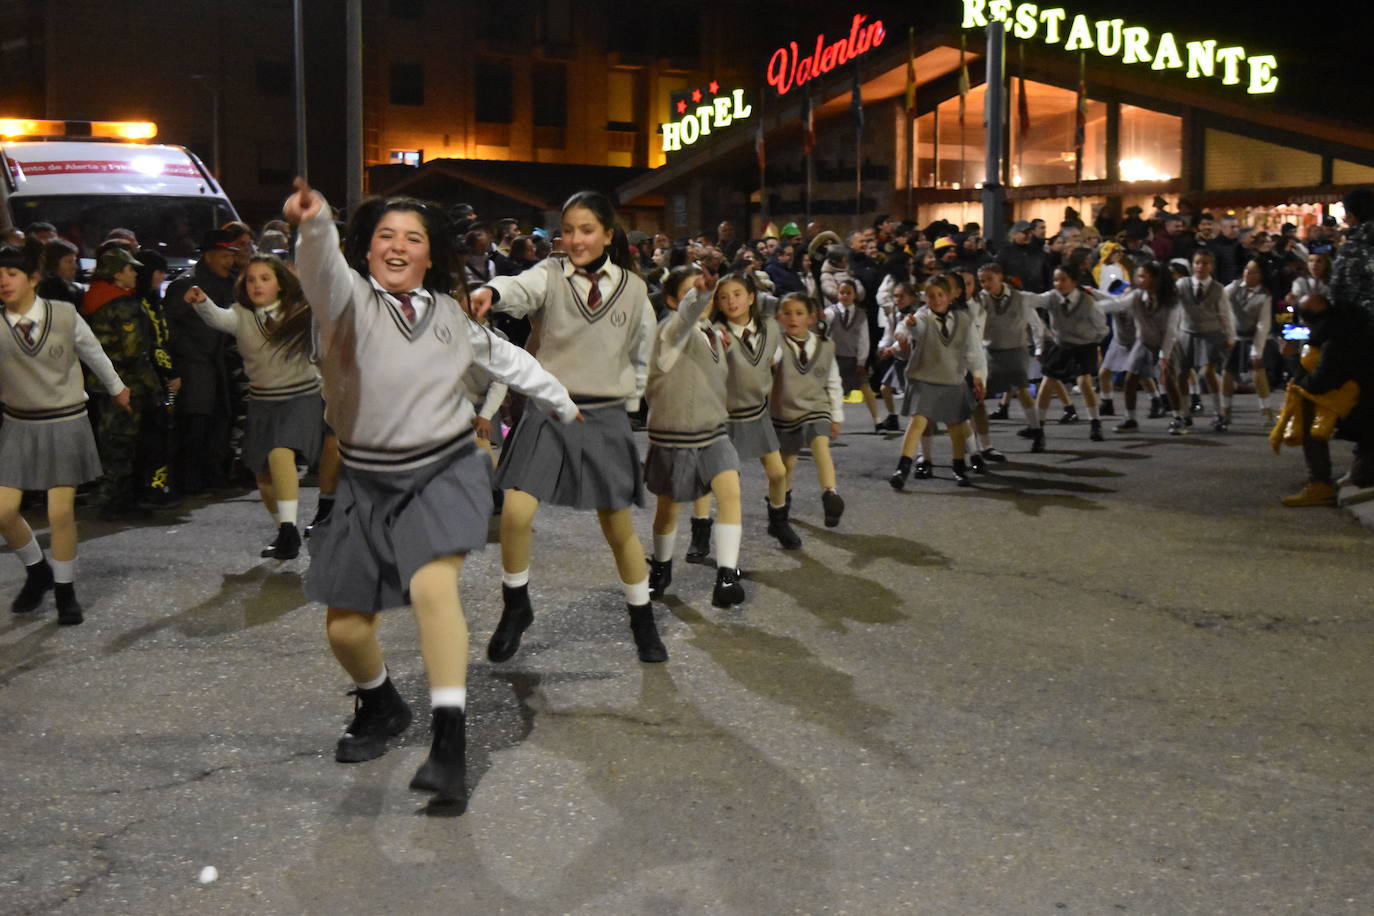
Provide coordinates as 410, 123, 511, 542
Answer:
2, 401, 1371, 915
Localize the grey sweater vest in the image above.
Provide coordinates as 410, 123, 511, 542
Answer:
1176, 279, 1226, 334
827, 305, 867, 359
724, 317, 781, 420
771, 334, 836, 428
906, 309, 978, 385
646, 319, 728, 447
979, 288, 1035, 350
0, 300, 87, 420
1044, 290, 1109, 345
528, 258, 649, 401
228, 305, 321, 400
1226, 282, 1269, 337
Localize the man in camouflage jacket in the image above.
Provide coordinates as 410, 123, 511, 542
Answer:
1330, 188, 1374, 322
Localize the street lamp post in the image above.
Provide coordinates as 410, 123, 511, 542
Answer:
293, 0, 308, 181
982, 21, 1007, 241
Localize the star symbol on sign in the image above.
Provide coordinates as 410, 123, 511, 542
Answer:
676, 99, 687, 115
708, 81, 720, 94
691, 88, 702, 103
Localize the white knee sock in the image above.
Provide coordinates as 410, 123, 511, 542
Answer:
1126, 406, 1138, 421
1024, 404, 1041, 428
714, 523, 742, 570
1221, 395, 1232, 415
653, 528, 677, 562
1087, 404, 1100, 420
502, 568, 529, 588
277, 499, 298, 525
623, 578, 651, 606
1211, 391, 1222, 414
51, 558, 75, 584
430, 687, 466, 710
15, 537, 42, 567
356, 667, 388, 690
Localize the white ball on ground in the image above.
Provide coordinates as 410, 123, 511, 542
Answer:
198, 865, 218, 884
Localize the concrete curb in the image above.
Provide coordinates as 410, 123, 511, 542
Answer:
1338, 483, 1374, 530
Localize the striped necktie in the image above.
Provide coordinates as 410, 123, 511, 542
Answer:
393, 291, 416, 325
17, 319, 35, 346
741, 328, 754, 356
790, 337, 808, 368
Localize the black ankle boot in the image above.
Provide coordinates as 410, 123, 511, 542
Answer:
968, 452, 987, 473
766, 500, 802, 549
1089, 418, 1105, 441
54, 582, 83, 625
409, 706, 467, 804
1100, 398, 1116, 417
822, 489, 844, 527
627, 603, 667, 662
913, 459, 933, 479
336, 677, 413, 763
648, 558, 672, 599
712, 567, 745, 608
305, 497, 334, 538
1030, 428, 1046, 453
487, 584, 534, 662
261, 522, 301, 559
889, 455, 912, 490
685, 517, 713, 564
11, 560, 53, 614
951, 458, 971, 487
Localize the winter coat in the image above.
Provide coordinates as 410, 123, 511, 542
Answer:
996, 240, 1050, 293
1330, 221, 1374, 320
164, 261, 235, 416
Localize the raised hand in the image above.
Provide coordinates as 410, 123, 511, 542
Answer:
282, 176, 324, 224
183, 285, 207, 305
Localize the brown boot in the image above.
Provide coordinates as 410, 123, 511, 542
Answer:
1281, 481, 1337, 507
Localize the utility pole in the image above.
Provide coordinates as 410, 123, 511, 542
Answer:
981, 21, 1007, 241
346, 0, 363, 212
293, 0, 308, 181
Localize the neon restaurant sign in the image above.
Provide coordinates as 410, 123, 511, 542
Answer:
961, 1, 1278, 95
766, 14, 888, 96
661, 82, 752, 152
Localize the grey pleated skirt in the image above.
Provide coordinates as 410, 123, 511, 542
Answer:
902, 380, 975, 424
1100, 336, 1134, 373
644, 436, 739, 503
305, 443, 492, 613
0, 413, 102, 490
881, 357, 908, 393
985, 347, 1030, 394
1184, 331, 1228, 371
773, 416, 832, 455
726, 408, 780, 462
495, 401, 644, 511
1126, 341, 1163, 379
241, 392, 325, 474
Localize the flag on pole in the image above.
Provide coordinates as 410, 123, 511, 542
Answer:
850, 65, 864, 134
801, 90, 815, 157
904, 27, 917, 120
957, 33, 970, 112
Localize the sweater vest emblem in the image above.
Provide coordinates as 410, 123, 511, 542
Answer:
48, 343, 65, 360
610, 310, 628, 328
435, 322, 453, 344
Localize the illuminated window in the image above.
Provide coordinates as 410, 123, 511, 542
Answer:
1008, 80, 1106, 187
1119, 105, 1181, 182
607, 70, 636, 129
389, 150, 421, 167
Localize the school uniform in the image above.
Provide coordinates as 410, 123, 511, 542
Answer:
485, 254, 655, 511
292, 206, 577, 613
643, 288, 739, 503
1028, 288, 1109, 383
0, 299, 124, 490
1099, 311, 1137, 374
771, 330, 844, 455
1175, 276, 1236, 370
823, 302, 870, 391
1095, 289, 1179, 381
191, 296, 325, 474
461, 323, 510, 448
976, 286, 1043, 394
899, 306, 987, 423
722, 315, 783, 460
1223, 281, 1272, 376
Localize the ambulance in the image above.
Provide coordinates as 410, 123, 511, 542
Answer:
0, 118, 240, 273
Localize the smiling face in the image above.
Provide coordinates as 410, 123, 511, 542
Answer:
978, 269, 1004, 297
777, 297, 815, 337
561, 206, 613, 268
0, 266, 38, 309
925, 283, 950, 314
367, 209, 432, 293
244, 261, 281, 307
1051, 268, 1078, 297
715, 278, 754, 324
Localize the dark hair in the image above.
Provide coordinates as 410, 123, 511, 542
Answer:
1343, 187, 1374, 225
134, 249, 168, 302
42, 238, 78, 271
1307, 252, 1332, 280
561, 190, 635, 272
509, 235, 536, 263
26, 221, 56, 235
1134, 260, 1176, 308
219, 220, 252, 239
342, 195, 453, 294
105, 227, 137, 243
664, 264, 701, 303
1192, 249, 1215, 265
0, 237, 44, 275
96, 237, 135, 258
778, 291, 818, 314
237, 254, 311, 360
977, 261, 1004, 276
713, 270, 762, 326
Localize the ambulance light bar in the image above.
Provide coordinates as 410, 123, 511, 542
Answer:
0, 119, 158, 141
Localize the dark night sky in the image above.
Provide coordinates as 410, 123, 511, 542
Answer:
753, 0, 1374, 123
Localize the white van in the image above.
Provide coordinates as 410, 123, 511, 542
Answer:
0, 119, 240, 273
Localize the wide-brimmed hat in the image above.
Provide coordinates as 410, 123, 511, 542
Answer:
95, 247, 143, 276
199, 228, 241, 253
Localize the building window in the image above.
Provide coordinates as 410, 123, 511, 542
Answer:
477, 7, 531, 42
1003, 79, 1106, 188
389, 62, 424, 106
389, 0, 422, 18
475, 57, 514, 124
389, 150, 422, 167
607, 0, 652, 55
257, 141, 294, 186
256, 59, 291, 97
607, 70, 636, 129
533, 63, 567, 128
540, 0, 572, 46
1118, 105, 1181, 182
